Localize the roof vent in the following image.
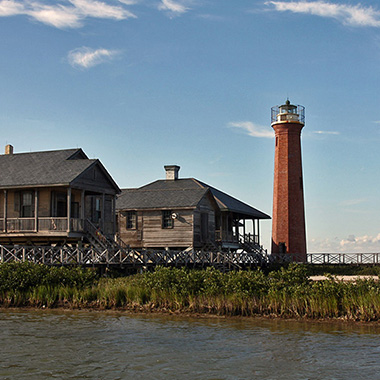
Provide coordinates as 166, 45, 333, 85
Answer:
5, 144, 13, 155
164, 165, 180, 180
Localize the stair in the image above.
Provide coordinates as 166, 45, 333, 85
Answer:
239, 234, 268, 264
84, 219, 128, 254
201, 239, 219, 252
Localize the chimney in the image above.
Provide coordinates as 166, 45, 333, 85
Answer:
5, 144, 13, 155
164, 165, 180, 180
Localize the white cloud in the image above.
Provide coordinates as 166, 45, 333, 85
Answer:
339, 233, 380, 252
28, 3, 83, 28
312, 130, 340, 135
118, 0, 138, 4
266, 1, 380, 28
69, 0, 136, 20
158, 0, 189, 15
0, 0, 25, 16
309, 233, 380, 253
0, 0, 136, 29
229, 121, 274, 138
68, 47, 120, 69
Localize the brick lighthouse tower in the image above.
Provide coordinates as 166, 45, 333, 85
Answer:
271, 100, 307, 261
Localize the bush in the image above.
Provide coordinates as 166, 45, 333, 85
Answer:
0, 262, 98, 292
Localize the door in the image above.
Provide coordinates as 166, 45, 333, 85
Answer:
201, 213, 209, 242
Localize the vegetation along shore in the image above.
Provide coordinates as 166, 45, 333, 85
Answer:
2, 263, 380, 322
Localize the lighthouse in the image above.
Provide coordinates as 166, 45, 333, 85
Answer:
271, 100, 307, 261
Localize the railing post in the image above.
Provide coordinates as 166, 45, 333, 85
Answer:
67, 188, 71, 233
3, 190, 7, 233
34, 190, 38, 232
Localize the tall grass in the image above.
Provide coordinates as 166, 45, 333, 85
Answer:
1, 263, 380, 321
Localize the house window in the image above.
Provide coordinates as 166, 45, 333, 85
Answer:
126, 211, 137, 229
162, 210, 173, 229
95, 198, 101, 223
21, 191, 34, 217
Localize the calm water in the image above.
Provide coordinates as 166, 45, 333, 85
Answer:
1, 310, 380, 379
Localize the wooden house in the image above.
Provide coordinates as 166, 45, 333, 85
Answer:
116, 165, 270, 252
0, 145, 120, 245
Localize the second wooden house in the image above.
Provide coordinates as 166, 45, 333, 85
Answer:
116, 165, 270, 252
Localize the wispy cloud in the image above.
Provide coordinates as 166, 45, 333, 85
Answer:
0, 0, 136, 29
158, 0, 189, 15
339, 198, 367, 207
28, 3, 83, 29
68, 47, 120, 69
266, 1, 380, 27
312, 130, 340, 135
229, 121, 274, 138
69, 0, 135, 20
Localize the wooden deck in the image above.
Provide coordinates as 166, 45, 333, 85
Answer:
0, 244, 266, 269
1, 245, 379, 268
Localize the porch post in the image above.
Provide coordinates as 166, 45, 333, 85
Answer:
219, 214, 222, 241
34, 190, 38, 232
253, 219, 256, 243
257, 220, 260, 246
102, 193, 105, 232
81, 190, 85, 226
243, 219, 246, 242
3, 190, 7, 233
67, 188, 71, 233
112, 195, 116, 237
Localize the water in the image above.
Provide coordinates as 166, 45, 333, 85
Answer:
1, 310, 380, 380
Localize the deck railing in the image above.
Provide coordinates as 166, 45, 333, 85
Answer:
7, 218, 35, 232
0, 217, 84, 233
0, 245, 379, 267
215, 230, 239, 243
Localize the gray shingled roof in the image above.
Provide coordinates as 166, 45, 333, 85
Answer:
0, 148, 97, 188
117, 186, 209, 210
117, 178, 270, 219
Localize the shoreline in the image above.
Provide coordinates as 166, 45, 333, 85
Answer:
2, 303, 380, 326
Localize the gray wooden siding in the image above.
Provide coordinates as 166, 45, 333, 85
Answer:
193, 195, 215, 247
118, 209, 194, 249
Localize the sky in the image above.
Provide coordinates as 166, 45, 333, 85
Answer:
1, 0, 380, 253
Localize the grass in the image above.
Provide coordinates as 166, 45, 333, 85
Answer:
1, 263, 380, 321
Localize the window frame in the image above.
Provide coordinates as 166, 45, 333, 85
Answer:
21, 191, 34, 218
126, 211, 137, 230
162, 210, 174, 229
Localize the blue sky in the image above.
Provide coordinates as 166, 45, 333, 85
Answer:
1, 0, 380, 253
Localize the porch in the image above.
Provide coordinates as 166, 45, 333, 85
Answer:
0, 187, 117, 240
215, 212, 262, 250
0, 217, 84, 234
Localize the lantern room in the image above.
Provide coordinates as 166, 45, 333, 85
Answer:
271, 99, 305, 125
